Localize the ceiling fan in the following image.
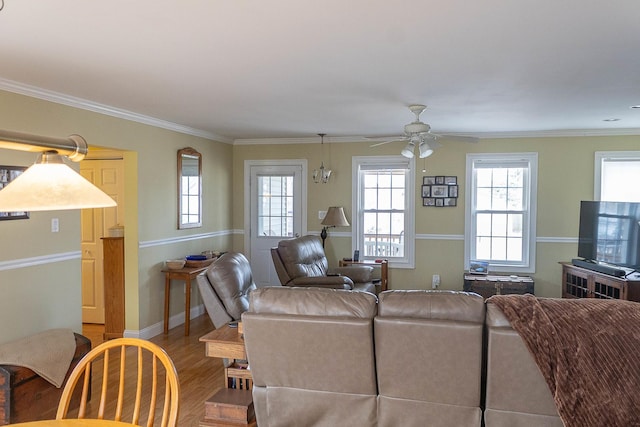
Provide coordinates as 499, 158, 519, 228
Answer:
369, 104, 478, 158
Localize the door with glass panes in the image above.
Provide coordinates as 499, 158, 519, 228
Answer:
248, 162, 304, 286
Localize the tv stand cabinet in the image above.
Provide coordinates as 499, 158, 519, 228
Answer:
561, 262, 640, 302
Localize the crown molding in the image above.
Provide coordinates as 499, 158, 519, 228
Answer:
233, 128, 640, 145
469, 128, 640, 139
0, 78, 232, 144
233, 136, 366, 145
3, 78, 637, 144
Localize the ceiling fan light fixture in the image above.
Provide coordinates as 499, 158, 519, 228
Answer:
404, 122, 430, 134
401, 142, 415, 158
418, 142, 433, 158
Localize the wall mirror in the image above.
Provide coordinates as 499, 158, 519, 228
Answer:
177, 147, 202, 229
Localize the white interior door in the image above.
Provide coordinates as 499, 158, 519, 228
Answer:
80, 157, 125, 323
245, 160, 306, 287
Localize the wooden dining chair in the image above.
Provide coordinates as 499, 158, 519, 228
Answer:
56, 337, 180, 427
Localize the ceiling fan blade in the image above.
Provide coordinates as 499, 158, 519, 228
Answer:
369, 140, 398, 147
367, 135, 407, 147
428, 139, 443, 149
436, 134, 479, 144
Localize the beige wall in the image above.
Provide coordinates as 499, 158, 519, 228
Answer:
0, 90, 233, 344
232, 135, 640, 297
1, 86, 637, 344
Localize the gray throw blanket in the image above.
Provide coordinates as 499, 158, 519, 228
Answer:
0, 328, 76, 387
489, 295, 640, 427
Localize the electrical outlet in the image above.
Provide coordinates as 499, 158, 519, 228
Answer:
432, 274, 440, 289
51, 218, 59, 233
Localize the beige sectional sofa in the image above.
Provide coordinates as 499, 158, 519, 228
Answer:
484, 303, 564, 427
242, 287, 563, 427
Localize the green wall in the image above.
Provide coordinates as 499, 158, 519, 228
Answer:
0, 90, 233, 344
232, 135, 640, 297
0, 86, 638, 345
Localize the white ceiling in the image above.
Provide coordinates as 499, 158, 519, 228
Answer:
1, 0, 639, 143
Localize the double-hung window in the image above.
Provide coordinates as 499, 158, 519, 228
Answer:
595, 151, 640, 202
352, 156, 415, 268
465, 153, 538, 273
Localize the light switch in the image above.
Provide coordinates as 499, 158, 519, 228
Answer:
51, 218, 59, 233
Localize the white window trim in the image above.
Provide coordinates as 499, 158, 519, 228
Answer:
352, 155, 415, 269
594, 151, 640, 201
464, 152, 538, 274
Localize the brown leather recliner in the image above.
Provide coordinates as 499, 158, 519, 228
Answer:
196, 252, 258, 329
270, 235, 377, 293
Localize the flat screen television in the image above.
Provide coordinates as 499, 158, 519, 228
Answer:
578, 201, 640, 270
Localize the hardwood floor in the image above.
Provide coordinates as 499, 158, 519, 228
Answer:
80, 315, 226, 426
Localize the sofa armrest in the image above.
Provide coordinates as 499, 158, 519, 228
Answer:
329, 266, 374, 283
286, 276, 354, 289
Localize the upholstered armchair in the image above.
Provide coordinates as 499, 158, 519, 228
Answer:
271, 235, 377, 293
196, 252, 257, 329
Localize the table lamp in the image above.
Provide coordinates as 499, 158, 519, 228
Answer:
320, 206, 350, 247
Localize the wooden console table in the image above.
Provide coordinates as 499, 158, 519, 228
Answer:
338, 259, 389, 292
161, 266, 207, 336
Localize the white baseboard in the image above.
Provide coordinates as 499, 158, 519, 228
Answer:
124, 304, 205, 340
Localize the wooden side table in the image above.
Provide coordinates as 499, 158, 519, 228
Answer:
200, 325, 247, 360
339, 259, 389, 292
199, 325, 256, 426
200, 325, 251, 388
161, 266, 207, 336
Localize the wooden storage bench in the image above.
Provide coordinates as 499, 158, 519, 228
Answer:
463, 274, 534, 298
0, 332, 91, 425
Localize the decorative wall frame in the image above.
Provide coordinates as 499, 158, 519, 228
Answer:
0, 165, 29, 220
422, 175, 458, 208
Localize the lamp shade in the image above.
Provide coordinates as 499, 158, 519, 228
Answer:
0, 152, 117, 211
401, 142, 415, 158
418, 142, 434, 158
321, 206, 350, 227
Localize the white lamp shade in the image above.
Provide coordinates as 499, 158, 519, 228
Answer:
321, 206, 350, 227
419, 142, 434, 158
401, 143, 415, 158
0, 157, 117, 211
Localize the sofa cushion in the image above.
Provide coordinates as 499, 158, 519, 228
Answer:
248, 286, 377, 318
378, 289, 485, 323
484, 301, 564, 425
243, 287, 379, 426
375, 290, 485, 427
